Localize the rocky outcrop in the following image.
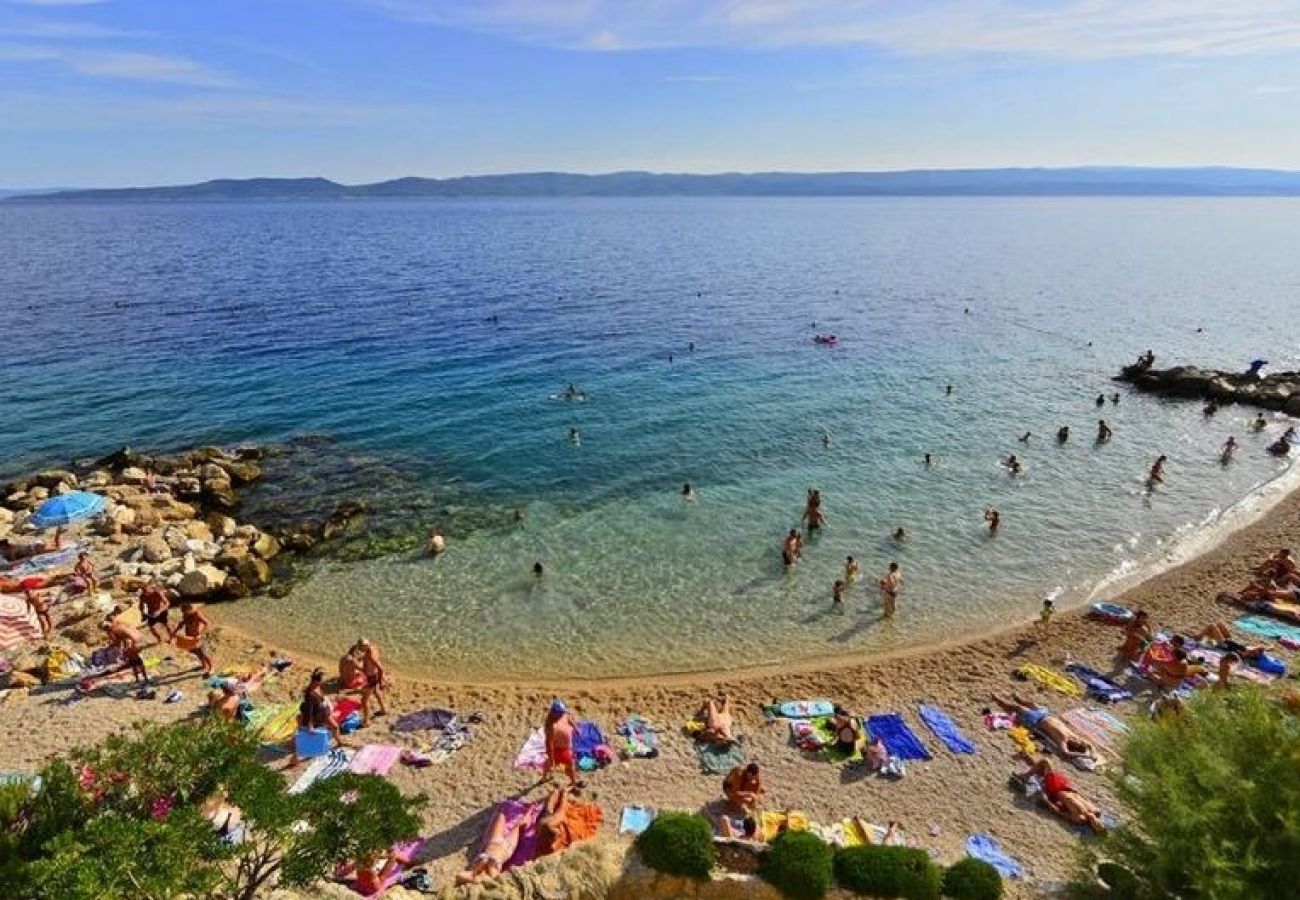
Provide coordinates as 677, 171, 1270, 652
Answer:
1118, 363, 1300, 413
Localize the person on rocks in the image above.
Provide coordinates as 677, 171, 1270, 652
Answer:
172, 602, 214, 678
74, 552, 99, 595
358, 638, 388, 724
23, 588, 52, 637
137, 579, 172, 645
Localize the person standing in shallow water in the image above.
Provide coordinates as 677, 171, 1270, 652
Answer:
844, 555, 859, 584
1147, 455, 1167, 487
533, 561, 545, 579
924, 453, 933, 467
878, 562, 902, 617
984, 507, 1000, 534
832, 579, 845, 607
1057, 426, 1070, 444
1096, 420, 1113, 443
681, 482, 697, 501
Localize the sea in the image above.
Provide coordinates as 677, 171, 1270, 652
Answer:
2, 196, 1297, 679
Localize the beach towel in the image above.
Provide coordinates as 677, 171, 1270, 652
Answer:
392, 707, 457, 733
514, 728, 548, 772
759, 811, 811, 842
1190, 647, 1275, 686
350, 744, 402, 777
619, 805, 656, 835
428, 718, 474, 763
1064, 663, 1133, 703
1058, 707, 1130, 761
865, 714, 931, 761
966, 834, 1023, 879
789, 718, 825, 752
811, 717, 863, 763
616, 715, 658, 758
288, 747, 354, 795
1, 545, 85, 578
251, 704, 298, 743
1234, 614, 1300, 644
1015, 663, 1084, 698
917, 705, 977, 754
763, 699, 835, 719
1008, 726, 1039, 757
983, 712, 1015, 730
695, 738, 746, 775
0, 595, 40, 653
573, 720, 606, 769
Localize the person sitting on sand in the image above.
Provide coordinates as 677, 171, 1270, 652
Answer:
1119, 610, 1153, 664
172, 602, 214, 678
137, 580, 172, 646
831, 706, 861, 757
1152, 647, 1202, 691
358, 638, 388, 724
1259, 548, 1299, 586
543, 699, 581, 787
74, 552, 99, 595
456, 785, 575, 885
1023, 757, 1106, 834
23, 588, 52, 638
723, 762, 764, 815
339, 644, 365, 690
992, 694, 1098, 764
865, 735, 889, 772
698, 695, 737, 746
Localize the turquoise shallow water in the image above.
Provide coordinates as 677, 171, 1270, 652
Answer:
1, 197, 1297, 678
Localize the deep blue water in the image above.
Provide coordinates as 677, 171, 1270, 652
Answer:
2, 198, 1297, 677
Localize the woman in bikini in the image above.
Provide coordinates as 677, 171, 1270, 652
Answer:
358, 638, 388, 724
992, 694, 1098, 764
456, 786, 573, 885
831, 705, 861, 757
1026, 757, 1106, 833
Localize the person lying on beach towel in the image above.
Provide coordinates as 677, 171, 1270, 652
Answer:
696, 695, 738, 746
456, 785, 598, 885
1019, 757, 1107, 834
992, 694, 1098, 766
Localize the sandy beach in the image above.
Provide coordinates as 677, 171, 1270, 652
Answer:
3, 477, 1298, 898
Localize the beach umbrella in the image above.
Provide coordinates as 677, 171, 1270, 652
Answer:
29, 491, 106, 528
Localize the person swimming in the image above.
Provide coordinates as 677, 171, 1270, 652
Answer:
822, 431, 831, 449
1095, 394, 1105, 407
1110, 392, 1120, 405
1096, 420, 1113, 442
681, 482, 697, 501
1221, 436, 1238, 463
568, 427, 581, 445
1056, 425, 1070, 444
533, 561, 545, 579
1003, 454, 1022, 475
1147, 454, 1167, 485
1019, 431, 1032, 443
892, 527, 906, 543
984, 507, 1000, 534
945, 385, 953, 395
1251, 413, 1268, 432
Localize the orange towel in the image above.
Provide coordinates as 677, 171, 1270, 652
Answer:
564, 802, 604, 843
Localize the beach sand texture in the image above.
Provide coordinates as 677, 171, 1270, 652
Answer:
3, 485, 1298, 899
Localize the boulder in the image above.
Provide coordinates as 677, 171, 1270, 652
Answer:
219, 460, 262, 485
110, 505, 137, 528
234, 446, 265, 461
205, 512, 237, 538
185, 446, 231, 466
83, 469, 112, 489
120, 466, 149, 486
154, 499, 198, 522
223, 577, 251, 600
177, 564, 227, 599
1286, 394, 1300, 417
233, 525, 260, 541
252, 532, 281, 560
202, 480, 237, 510
28, 486, 49, 502
0, 507, 12, 525
32, 469, 78, 490
164, 527, 190, 553
52, 482, 76, 496
234, 555, 271, 590
5, 491, 28, 509
197, 462, 228, 483
174, 476, 203, 498
133, 506, 161, 530
184, 520, 214, 543
214, 542, 250, 571
140, 534, 172, 563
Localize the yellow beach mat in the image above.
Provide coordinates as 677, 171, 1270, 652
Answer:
254, 704, 299, 743
1008, 726, 1040, 758
1015, 663, 1083, 698
759, 810, 811, 842
841, 817, 870, 847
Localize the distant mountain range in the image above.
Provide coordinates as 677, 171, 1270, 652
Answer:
10, 168, 1300, 201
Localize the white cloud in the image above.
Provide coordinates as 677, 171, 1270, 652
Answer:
0, 42, 235, 85
361, 0, 1300, 60
0, 18, 138, 38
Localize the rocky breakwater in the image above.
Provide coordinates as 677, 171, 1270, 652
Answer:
2, 445, 284, 604
1117, 363, 1300, 415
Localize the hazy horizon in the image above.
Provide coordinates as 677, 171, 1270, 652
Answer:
3, 1, 1300, 189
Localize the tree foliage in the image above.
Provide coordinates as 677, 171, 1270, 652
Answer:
0, 717, 425, 900
1080, 687, 1300, 899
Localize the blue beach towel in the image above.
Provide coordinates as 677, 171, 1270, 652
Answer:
917, 705, 977, 754
966, 833, 1023, 878
617, 715, 658, 758
573, 721, 606, 767
1064, 663, 1133, 704
866, 714, 932, 761
619, 805, 657, 835
1234, 614, 1300, 644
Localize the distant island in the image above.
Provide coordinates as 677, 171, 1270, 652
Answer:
10, 167, 1300, 201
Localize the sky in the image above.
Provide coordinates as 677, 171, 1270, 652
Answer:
2, 0, 1300, 187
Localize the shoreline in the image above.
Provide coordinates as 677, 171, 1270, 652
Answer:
211, 452, 1300, 689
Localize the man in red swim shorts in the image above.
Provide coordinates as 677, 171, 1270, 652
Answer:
543, 699, 581, 788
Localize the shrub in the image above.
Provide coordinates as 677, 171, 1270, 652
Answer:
760, 829, 834, 900
1077, 688, 1300, 900
942, 858, 1003, 900
834, 844, 942, 900
635, 812, 714, 881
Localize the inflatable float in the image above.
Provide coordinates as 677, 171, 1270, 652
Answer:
1089, 602, 1134, 624
812, 334, 838, 346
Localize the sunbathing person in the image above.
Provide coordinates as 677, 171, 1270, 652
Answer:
1151, 647, 1201, 690
352, 845, 416, 896
865, 735, 889, 772
992, 694, 1098, 764
1118, 610, 1152, 664
1196, 621, 1233, 644
456, 786, 574, 885
723, 762, 764, 815
830, 706, 861, 756
699, 695, 737, 746
1024, 757, 1106, 834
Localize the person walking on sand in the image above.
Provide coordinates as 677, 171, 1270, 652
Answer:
878, 562, 902, 617
832, 579, 845, 607
543, 699, 581, 788
984, 507, 1000, 534
137, 579, 172, 645
358, 638, 388, 724
1147, 455, 1167, 487
23, 588, 52, 637
1096, 420, 1113, 443
172, 602, 213, 678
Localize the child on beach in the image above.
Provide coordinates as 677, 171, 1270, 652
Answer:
844, 556, 859, 584
1037, 599, 1055, 640
832, 579, 845, 606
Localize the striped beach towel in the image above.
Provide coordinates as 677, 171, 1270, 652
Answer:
1057, 707, 1130, 761
513, 728, 548, 772
289, 747, 354, 795
0, 595, 41, 652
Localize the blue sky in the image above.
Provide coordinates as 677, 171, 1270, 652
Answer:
2, 0, 1300, 187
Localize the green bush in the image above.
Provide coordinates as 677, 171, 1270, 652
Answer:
942, 858, 1003, 900
760, 829, 834, 900
635, 812, 714, 881
834, 844, 942, 900
1077, 688, 1300, 900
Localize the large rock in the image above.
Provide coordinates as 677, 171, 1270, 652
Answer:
234, 555, 271, 590
28, 486, 49, 502
205, 512, 237, 538
140, 534, 172, 563
214, 542, 250, 571
177, 564, 227, 599
153, 498, 198, 522
197, 462, 228, 483
32, 469, 78, 490
82, 469, 112, 489
184, 520, 214, 543
1286, 394, 1300, 417
110, 504, 137, 528
252, 532, 281, 560
120, 466, 149, 485
202, 479, 237, 510
0, 508, 12, 525
219, 460, 262, 485
163, 527, 191, 553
